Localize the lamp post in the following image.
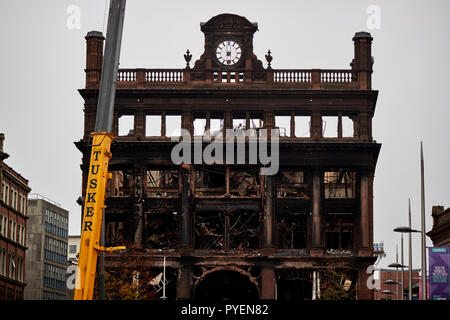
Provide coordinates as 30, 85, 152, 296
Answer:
393, 224, 421, 300
382, 289, 395, 300
408, 199, 412, 300
388, 262, 405, 300
383, 280, 398, 300
420, 141, 427, 300
393, 227, 407, 300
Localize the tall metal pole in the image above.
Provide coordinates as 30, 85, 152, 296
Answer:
401, 233, 404, 300
408, 198, 412, 300
396, 245, 399, 300
420, 141, 427, 300
95, 0, 126, 133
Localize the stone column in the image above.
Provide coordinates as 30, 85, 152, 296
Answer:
263, 175, 275, 255
359, 170, 371, 256
358, 268, 374, 300
176, 259, 193, 299
132, 166, 144, 246
358, 112, 371, 141
181, 112, 193, 136
310, 112, 322, 141
134, 111, 145, 138
311, 169, 323, 256
179, 166, 192, 254
261, 266, 276, 299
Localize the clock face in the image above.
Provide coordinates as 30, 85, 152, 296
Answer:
216, 40, 242, 66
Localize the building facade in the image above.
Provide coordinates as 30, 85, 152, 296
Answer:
76, 14, 381, 300
25, 195, 68, 300
427, 206, 450, 247
67, 235, 80, 263
66, 235, 80, 300
0, 133, 30, 300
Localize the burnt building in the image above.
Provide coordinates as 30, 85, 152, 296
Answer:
76, 14, 381, 300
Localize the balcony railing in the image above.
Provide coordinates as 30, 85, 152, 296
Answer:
110, 68, 362, 89
273, 70, 312, 83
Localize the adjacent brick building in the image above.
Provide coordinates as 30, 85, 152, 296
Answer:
0, 133, 31, 300
374, 268, 421, 300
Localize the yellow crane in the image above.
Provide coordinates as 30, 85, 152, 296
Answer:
74, 0, 127, 300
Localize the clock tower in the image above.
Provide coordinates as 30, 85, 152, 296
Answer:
191, 13, 266, 83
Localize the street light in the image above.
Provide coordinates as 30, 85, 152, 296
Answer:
388, 261, 407, 300
394, 199, 423, 301
393, 226, 409, 300
382, 289, 395, 300
384, 279, 398, 285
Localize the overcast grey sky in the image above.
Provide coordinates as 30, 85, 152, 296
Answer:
0, 0, 449, 269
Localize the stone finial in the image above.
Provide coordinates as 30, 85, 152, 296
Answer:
265, 50, 273, 69
184, 49, 192, 69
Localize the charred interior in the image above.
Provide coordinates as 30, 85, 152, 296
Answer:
77, 14, 380, 300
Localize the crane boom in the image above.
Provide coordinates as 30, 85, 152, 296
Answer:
74, 0, 127, 300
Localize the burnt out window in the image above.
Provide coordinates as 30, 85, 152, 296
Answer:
275, 116, 291, 137
277, 170, 309, 199
325, 214, 354, 250
146, 170, 179, 197
277, 269, 313, 300
144, 211, 178, 249
322, 116, 338, 138
165, 115, 181, 137
229, 211, 259, 250
277, 213, 307, 249
294, 116, 311, 138
105, 221, 127, 246
229, 168, 260, 197
195, 211, 225, 250
195, 167, 226, 196
194, 117, 207, 136
324, 170, 356, 199
342, 116, 354, 137
146, 115, 162, 136
118, 115, 135, 136
195, 210, 260, 251
107, 170, 132, 197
